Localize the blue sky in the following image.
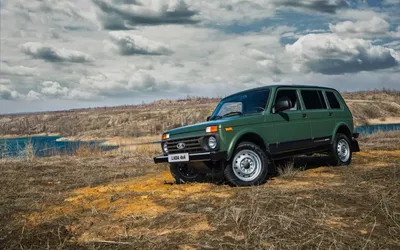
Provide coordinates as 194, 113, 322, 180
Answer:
0, 0, 399, 113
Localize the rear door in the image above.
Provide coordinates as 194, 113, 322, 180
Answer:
299, 89, 334, 146
270, 88, 312, 154
325, 90, 345, 120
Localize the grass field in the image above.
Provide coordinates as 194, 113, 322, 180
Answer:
0, 132, 399, 249
1, 90, 399, 140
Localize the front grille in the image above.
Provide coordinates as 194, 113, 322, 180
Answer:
167, 136, 205, 154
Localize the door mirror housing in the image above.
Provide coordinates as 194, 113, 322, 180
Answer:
206, 116, 211, 121
274, 96, 292, 113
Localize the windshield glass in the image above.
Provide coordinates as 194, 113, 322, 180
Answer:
210, 89, 270, 120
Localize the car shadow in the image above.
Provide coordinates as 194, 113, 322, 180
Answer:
284, 155, 334, 171
164, 155, 336, 186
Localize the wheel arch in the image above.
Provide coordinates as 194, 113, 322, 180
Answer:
332, 123, 352, 142
227, 130, 270, 160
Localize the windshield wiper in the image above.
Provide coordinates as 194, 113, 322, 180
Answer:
222, 111, 243, 118
209, 111, 243, 121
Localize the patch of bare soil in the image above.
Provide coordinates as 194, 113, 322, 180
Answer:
1, 144, 400, 249
367, 116, 400, 125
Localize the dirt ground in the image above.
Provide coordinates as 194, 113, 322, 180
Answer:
1, 133, 399, 249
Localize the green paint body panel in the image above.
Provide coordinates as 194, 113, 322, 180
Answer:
161, 85, 356, 160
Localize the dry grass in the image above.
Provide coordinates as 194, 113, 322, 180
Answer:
277, 160, 303, 178
358, 131, 400, 151
1, 91, 399, 139
1, 132, 400, 249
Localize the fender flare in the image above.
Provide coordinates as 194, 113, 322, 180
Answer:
227, 129, 272, 160
331, 122, 352, 143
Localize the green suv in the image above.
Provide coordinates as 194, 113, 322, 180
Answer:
154, 85, 360, 186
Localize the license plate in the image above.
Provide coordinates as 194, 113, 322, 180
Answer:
168, 153, 189, 163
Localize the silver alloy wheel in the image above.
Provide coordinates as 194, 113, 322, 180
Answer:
337, 138, 350, 162
232, 150, 262, 182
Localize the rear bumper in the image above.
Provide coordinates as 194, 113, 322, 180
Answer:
154, 151, 228, 164
352, 133, 360, 152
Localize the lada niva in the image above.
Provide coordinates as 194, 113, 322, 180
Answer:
154, 85, 360, 186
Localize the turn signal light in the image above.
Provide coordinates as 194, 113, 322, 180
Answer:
162, 133, 170, 140
206, 126, 218, 133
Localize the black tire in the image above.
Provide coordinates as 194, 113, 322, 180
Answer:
224, 142, 269, 186
169, 163, 206, 184
329, 133, 352, 166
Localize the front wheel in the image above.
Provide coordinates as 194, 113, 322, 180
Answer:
170, 163, 206, 184
329, 133, 352, 166
224, 142, 269, 186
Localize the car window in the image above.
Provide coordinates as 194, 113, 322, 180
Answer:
326, 91, 341, 109
274, 89, 301, 112
301, 90, 327, 110
211, 89, 270, 119
216, 102, 243, 116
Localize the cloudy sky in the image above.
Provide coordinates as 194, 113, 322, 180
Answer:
1, 0, 400, 113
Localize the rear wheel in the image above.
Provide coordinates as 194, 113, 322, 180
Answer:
169, 163, 206, 184
329, 133, 352, 166
224, 142, 269, 186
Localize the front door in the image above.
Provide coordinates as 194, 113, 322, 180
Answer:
270, 88, 312, 155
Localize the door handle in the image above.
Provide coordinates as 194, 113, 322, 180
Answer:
302, 113, 307, 118
328, 112, 333, 117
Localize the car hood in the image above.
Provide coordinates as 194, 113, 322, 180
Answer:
166, 115, 259, 136
167, 120, 219, 136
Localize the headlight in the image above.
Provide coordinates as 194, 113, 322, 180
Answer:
162, 143, 168, 154
208, 136, 217, 149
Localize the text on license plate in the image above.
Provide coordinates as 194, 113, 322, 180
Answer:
168, 153, 189, 163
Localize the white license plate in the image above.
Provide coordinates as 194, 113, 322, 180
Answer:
168, 153, 189, 163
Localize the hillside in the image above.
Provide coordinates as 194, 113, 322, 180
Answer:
0, 91, 399, 139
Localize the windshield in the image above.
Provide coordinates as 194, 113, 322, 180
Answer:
210, 89, 270, 120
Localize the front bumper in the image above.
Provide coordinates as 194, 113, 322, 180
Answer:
153, 151, 228, 164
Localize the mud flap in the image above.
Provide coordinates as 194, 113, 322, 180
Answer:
351, 140, 360, 152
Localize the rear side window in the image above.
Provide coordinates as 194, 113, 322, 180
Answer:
326, 91, 341, 109
301, 90, 327, 110
274, 89, 301, 111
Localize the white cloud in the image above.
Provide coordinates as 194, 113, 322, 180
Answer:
389, 26, 400, 38
336, 9, 389, 21
91, 0, 349, 28
329, 17, 390, 37
40, 81, 70, 97
105, 31, 172, 55
270, 0, 348, 13
0, 79, 12, 85
79, 69, 171, 97
26, 90, 42, 101
1, 0, 400, 113
93, 0, 198, 29
384, 40, 400, 51
0, 85, 23, 100
20, 42, 94, 63
0, 62, 39, 76
39, 81, 95, 100
286, 33, 399, 74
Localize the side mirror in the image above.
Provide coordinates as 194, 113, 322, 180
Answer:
206, 116, 211, 121
274, 97, 292, 113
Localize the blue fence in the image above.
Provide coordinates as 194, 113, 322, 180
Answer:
354, 123, 400, 135
0, 136, 118, 158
